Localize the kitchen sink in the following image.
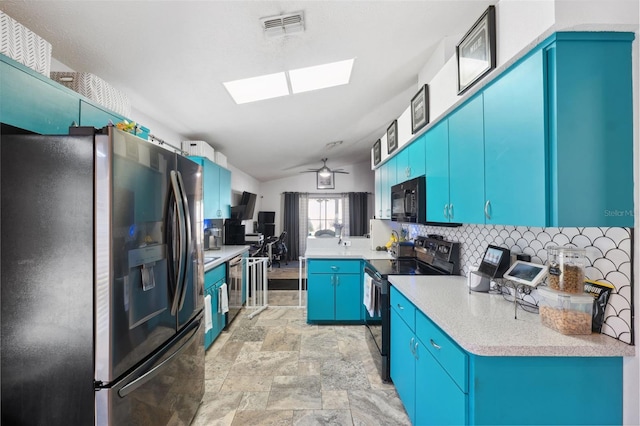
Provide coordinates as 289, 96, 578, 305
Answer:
204, 256, 220, 264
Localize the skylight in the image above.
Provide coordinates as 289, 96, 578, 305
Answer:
289, 59, 354, 94
223, 72, 289, 104
223, 58, 355, 104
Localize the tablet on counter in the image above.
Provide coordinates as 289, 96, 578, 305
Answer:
502, 260, 548, 287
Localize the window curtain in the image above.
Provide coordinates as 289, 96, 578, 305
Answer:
348, 192, 369, 236
299, 193, 309, 257
283, 192, 300, 261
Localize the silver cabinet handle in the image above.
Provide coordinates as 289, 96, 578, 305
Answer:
409, 337, 415, 355
484, 200, 491, 220
414, 341, 419, 360
449, 204, 454, 220
397, 303, 404, 310
406, 166, 411, 178
430, 339, 441, 350
335, 275, 339, 286
331, 265, 338, 271
444, 204, 449, 219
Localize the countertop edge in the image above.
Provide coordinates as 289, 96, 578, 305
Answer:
204, 245, 250, 272
390, 276, 635, 358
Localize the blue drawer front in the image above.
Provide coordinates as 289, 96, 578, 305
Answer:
307, 259, 362, 274
416, 310, 468, 393
390, 286, 415, 331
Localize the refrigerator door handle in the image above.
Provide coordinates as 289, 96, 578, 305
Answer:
175, 171, 192, 311
169, 170, 187, 316
117, 317, 202, 398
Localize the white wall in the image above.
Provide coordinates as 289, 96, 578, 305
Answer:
259, 161, 375, 236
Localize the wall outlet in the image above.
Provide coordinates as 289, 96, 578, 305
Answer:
341, 240, 351, 247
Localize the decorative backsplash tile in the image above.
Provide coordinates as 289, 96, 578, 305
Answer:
404, 224, 634, 345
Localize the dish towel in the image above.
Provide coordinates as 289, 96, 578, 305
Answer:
204, 294, 213, 332
363, 275, 375, 317
219, 283, 229, 314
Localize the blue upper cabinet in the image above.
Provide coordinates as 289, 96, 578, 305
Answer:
546, 33, 634, 227
483, 49, 547, 226
188, 156, 231, 219
424, 120, 450, 223
1, 56, 79, 134
447, 95, 485, 224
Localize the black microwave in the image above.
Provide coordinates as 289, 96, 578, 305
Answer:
391, 176, 426, 223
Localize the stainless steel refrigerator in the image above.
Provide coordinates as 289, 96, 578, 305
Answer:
1, 126, 205, 425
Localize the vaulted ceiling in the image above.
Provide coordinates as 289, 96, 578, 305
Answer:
1, 1, 494, 181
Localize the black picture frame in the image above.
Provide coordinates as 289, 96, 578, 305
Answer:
411, 84, 429, 134
456, 5, 496, 95
317, 172, 335, 189
387, 120, 398, 154
373, 139, 381, 165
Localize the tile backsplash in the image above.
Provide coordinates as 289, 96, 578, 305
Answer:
404, 223, 634, 345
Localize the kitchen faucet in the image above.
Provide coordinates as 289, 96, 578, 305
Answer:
338, 226, 344, 245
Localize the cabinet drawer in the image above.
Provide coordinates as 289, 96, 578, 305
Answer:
390, 286, 415, 331
416, 310, 468, 392
307, 259, 361, 274
205, 264, 226, 289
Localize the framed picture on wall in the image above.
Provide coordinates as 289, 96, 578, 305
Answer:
387, 120, 398, 154
317, 172, 335, 189
373, 139, 381, 165
456, 5, 496, 95
411, 84, 429, 134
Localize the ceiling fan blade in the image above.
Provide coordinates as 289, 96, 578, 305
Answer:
334, 171, 350, 174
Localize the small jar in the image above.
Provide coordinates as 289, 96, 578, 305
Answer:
547, 246, 586, 293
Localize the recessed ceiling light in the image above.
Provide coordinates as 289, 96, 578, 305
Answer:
223, 72, 289, 104
289, 59, 355, 94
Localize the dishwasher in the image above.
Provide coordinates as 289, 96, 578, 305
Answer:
226, 254, 244, 325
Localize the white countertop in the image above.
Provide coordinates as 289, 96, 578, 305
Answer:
203, 245, 250, 272
304, 236, 393, 260
388, 275, 635, 357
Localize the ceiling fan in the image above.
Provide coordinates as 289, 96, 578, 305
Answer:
300, 158, 349, 177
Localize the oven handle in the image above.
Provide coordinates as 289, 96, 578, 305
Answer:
364, 264, 382, 282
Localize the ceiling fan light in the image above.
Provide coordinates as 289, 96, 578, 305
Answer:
318, 168, 331, 177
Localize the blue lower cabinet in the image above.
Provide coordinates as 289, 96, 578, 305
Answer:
204, 264, 227, 349
390, 307, 416, 424
307, 259, 364, 323
415, 342, 467, 425
390, 286, 624, 425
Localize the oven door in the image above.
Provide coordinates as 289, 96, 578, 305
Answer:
363, 264, 391, 382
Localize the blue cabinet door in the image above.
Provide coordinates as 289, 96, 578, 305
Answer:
380, 159, 394, 219
307, 273, 335, 321
407, 135, 426, 179
448, 95, 485, 224
334, 273, 361, 321
374, 168, 383, 219
218, 166, 231, 219
1, 56, 80, 134
549, 34, 634, 227
424, 120, 450, 223
415, 342, 467, 425
395, 147, 409, 183
484, 50, 547, 226
390, 308, 416, 424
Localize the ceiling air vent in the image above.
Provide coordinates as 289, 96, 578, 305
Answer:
260, 11, 305, 37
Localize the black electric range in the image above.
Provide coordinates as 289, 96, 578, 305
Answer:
364, 236, 460, 382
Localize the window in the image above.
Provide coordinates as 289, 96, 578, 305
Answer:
307, 196, 343, 237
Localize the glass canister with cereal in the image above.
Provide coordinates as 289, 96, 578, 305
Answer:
537, 286, 593, 335
546, 246, 586, 293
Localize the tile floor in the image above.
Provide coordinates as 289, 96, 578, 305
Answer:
191, 291, 410, 426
